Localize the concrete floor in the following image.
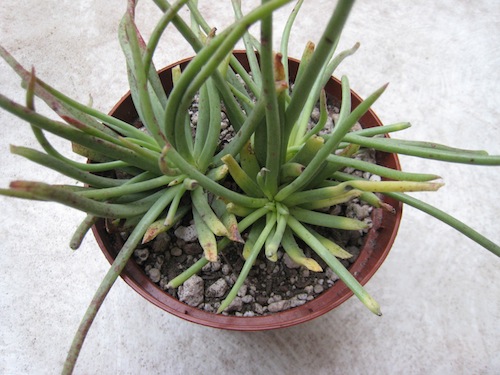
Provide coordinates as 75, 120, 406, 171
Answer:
1, 1, 499, 374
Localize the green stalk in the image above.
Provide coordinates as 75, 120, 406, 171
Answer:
343, 133, 500, 165
31, 125, 129, 173
227, 56, 260, 100
334, 171, 500, 257
386, 191, 500, 257
289, 135, 324, 164
186, 0, 260, 114
79, 175, 174, 200
232, 0, 262, 87
284, 180, 442, 207
6, 181, 168, 219
154, 0, 248, 131
10, 146, 128, 188
117, 137, 161, 164
280, 0, 304, 91
306, 226, 353, 259
191, 186, 229, 237
69, 214, 98, 251
120, 11, 166, 146
301, 89, 328, 143
240, 140, 261, 182
218, 212, 277, 313
285, 0, 354, 141
347, 122, 411, 137
280, 162, 304, 182
193, 81, 211, 161
293, 41, 315, 94
164, 185, 187, 226
211, 197, 244, 243
221, 154, 264, 197
193, 205, 218, 262
291, 42, 360, 146
23, 67, 133, 175
299, 189, 362, 210
301, 75, 351, 189
142, 0, 190, 79
327, 154, 441, 181
289, 206, 368, 230
62, 188, 176, 374
142, 204, 190, 243
1, 46, 129, 142
197, 78, 222, 172
242, 218, 265, 259
226, 202, 255, 217
265, 204, 288, 261
32, 77, 153, 143
227, 80, 255, 109
281, 227, 322, 271
258, 7, 283, 196
287, 215, 382, 315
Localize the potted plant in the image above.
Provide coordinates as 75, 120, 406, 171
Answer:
0, 0, 498, 374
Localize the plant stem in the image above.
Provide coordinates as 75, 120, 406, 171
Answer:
287, 215, 382, 315
62, 188, 176, 374
343, 133, 500, 165
284, 0, 354, 140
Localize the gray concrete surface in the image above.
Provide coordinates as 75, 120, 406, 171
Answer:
1, 1, 499, 374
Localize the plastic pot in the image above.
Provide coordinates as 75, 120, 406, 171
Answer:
93, 51, 403, 330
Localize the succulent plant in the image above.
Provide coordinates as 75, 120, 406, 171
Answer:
0, 0, 499, 373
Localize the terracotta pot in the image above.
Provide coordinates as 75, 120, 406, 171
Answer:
93, 51, 403, 330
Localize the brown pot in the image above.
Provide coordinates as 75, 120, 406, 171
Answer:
93, 51, 403, 331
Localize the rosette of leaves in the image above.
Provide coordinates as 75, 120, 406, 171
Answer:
1, 0, 499, 373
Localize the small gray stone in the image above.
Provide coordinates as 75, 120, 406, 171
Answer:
148, 268, 161, 283
290, 298, 307, 308
326, 268, 340, 282
242, 295, 254, 304
268, 299, 292, 313
226, 297, 243, 312
152, 232, 170, 253
210, 262, 222, 272
206, 278, 228, 298
134, 248, 149, 263
221, 264, 231, 275
253, 303, 264, 315
174, 225, 198, 242
201, 262, 212, 272
237, 284, 248, 297
170, 247, 182, 257
178, 275, 204, 307
310, 107, 320, 121
297, 293, 309, 300
203, 303, 216, 313
313, 284, 324, 294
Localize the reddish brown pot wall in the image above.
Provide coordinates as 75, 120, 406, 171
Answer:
93, 51, 403, 330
